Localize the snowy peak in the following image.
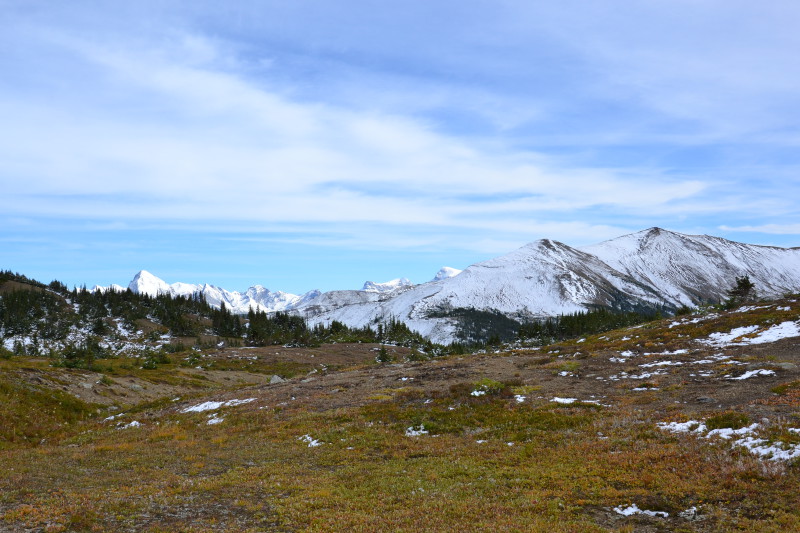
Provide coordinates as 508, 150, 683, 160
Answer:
110, 228, 800, 345
124, 271, 320, 315
361, 278, 413, 294
128, 270, 171, 296
90, 283, 126, 293
433, 266, 462, 281
582, 229, 800, 306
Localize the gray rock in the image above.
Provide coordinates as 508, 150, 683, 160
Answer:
696, 396, 716, 403
270, 375, 286, 384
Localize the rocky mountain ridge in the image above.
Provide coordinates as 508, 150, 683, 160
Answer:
106, 228, 800, 343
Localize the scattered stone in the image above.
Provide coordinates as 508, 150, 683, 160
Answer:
270, 375, 286, 384
696, 396, 716, 403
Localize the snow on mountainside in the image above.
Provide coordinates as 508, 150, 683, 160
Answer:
124, 270, 319, 315
90, 283, 126, 293
294, 239, 667, 343
433, 267, 462, 281
291, 229, 800, 343
582, 228, 800, 306
109, 229, 800, 344
129, 270, 171, 296
361, 278, 413, 294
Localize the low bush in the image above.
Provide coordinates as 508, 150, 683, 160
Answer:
706, 411, 750, 431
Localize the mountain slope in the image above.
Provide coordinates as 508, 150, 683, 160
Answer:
123, 270, 319, 315
294, 239, 669, 343
101, 228, 800, 344
582, 228, 800, 306
293, 229, 800, 343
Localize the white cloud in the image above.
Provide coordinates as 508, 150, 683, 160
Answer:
0, 29, 715, 241
720, 224, 800, 236
1, 2, 798, 260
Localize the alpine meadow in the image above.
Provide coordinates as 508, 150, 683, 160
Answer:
3, 2, 800, 532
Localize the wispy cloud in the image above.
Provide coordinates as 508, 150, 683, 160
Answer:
720, 224, 800, 236
1, 2, 798, 289
0, 27, 718, 246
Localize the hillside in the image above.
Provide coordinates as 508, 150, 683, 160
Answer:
1, 293, 800, 531
105, 228, 800, 344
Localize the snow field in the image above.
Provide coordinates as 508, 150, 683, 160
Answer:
658, 419, 800, 462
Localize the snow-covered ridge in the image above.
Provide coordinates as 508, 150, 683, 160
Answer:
290, 228, 800, 343
433, 266, 462, 281
114, 270, 320, 315
361, 278, 413, 294
92, 228, 800, 343
582, 227, 800, 308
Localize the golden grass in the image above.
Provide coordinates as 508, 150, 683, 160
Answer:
1, 388, 799, 532
2, 298, 800, 531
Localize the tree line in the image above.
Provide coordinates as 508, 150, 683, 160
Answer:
0, 272, 441, 356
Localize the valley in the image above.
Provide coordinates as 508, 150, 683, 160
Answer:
2, 295, 799, 531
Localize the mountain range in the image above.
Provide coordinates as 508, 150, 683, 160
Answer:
101, 228, 800, 343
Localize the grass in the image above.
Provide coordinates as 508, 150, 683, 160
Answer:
705, 412, 751, 431
2, 298, 800, 530
2, 392, 799, 532
0, 377, 98, 448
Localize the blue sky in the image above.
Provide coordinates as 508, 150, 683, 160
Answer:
2, 1, 799, 293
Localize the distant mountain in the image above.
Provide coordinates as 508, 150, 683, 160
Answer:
105, 228, 800, 343
290, 228, 800, 343
432, 267, 462, 281
119, 270, 320, 315
361, 278, 413, 294
581, 227, 800, 307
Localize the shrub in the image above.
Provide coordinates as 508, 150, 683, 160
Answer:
376, 345, 393, 363
706, 411, 750, 431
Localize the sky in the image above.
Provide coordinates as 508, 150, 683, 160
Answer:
2, 1, 800, 293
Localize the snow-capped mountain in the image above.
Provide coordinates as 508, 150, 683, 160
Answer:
123, 270, 320, 315
290, 228, 800, 343
581, 228, 800, 307
90, 283, 126, 293
432, 267, 462, 281
109, 228, 800, 343
292, 238, 665, 342
128, 270, 172, 296
361, 278, 413, 294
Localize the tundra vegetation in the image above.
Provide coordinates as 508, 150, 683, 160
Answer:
1, 271, 800, 531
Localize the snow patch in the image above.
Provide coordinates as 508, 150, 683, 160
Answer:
728, 369, 775, 380
181, 398, 255, 413
613, 504, 668, 518
551, 397, 578, 404
405, 425, 429, 437
658, 419, 800, 462
299, 434, 323, 447
703, 321, 800, 346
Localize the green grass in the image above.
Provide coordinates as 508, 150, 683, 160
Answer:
705, 412, 751, 431
2, 298, 800, 531
0, 378, 98, 448
2, 393, 799, 532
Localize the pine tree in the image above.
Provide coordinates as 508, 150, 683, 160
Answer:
727, 275, 756, 307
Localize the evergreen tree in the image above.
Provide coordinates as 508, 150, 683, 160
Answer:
726, 275, 756, 307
